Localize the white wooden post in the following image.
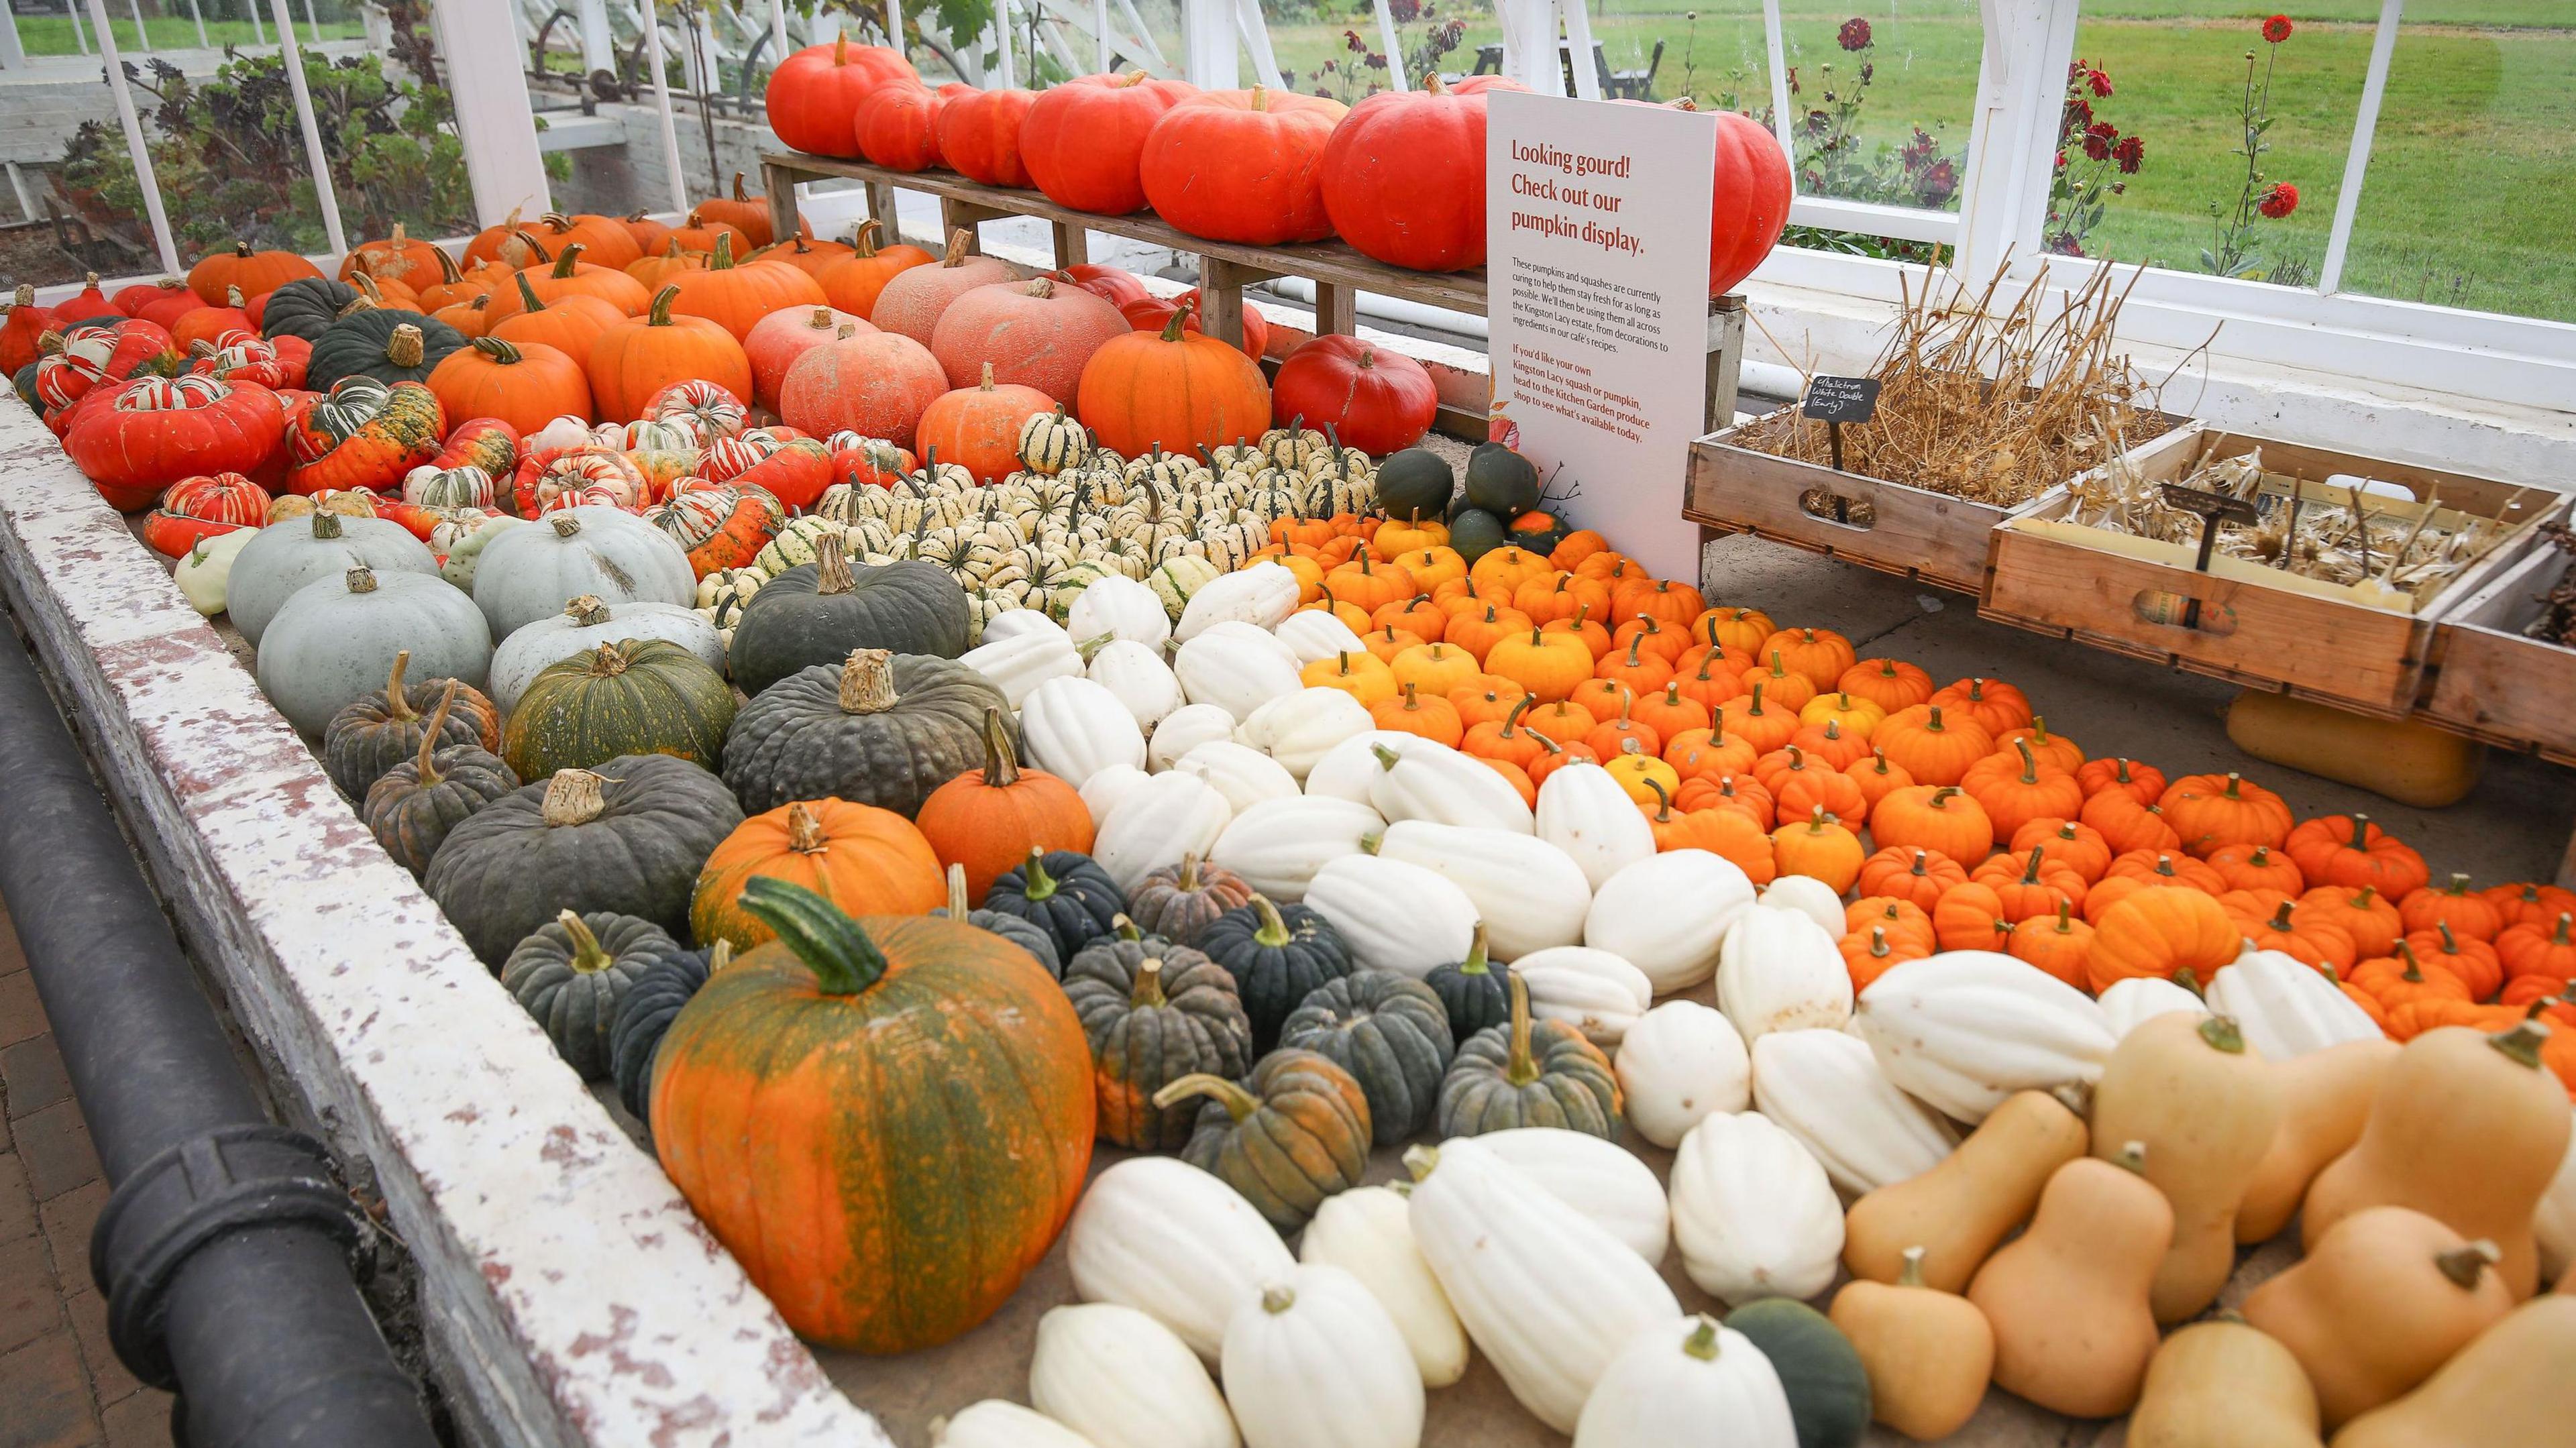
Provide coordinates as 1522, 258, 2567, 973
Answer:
639, 0, 692, 214
1557, 0, 1599, 100
1500, 0, 1560, 95
1230, 0, 1276, 87
1952, 0, 2080, 284
125, 0, 149, 52
83, 0, 182, 274
2318, 0, 2404, 296
248, 0, 264, 46
994, 0, 1016, 88
186, 0, 208, 48
769, 0, 788, 66
0, 6, 25, 67
1760, 0, 1794, 169
1183, 0, 1235, 87
1370, 0, 1404, 91
1114, 0, 1163, 66
1093, 0, 1108, 71
429, 0, 555, 224
577, 0, 615, 71
266, 0, 348, 255
880, 0, 899, 52
300, 0, 321, 44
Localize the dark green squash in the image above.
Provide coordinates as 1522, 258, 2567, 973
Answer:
14, 359, 40, 410
721, 647, 1005, 818
1461, 440, 1541, 518
360, 681, 519, 877
1155, 1049, 1370, 1232
321, 651, 501, 799
501, 638, 737, 781
1373, 447, 1456, 522
928, 862, 1061, 978
1061, 920, 1252, 1150
1124, 853, 1253, 949
610, 940, 722, 1120
501, 909, 696, 1080
1279, 969, 1454, 1147
981, 848, 1127, 962
1424, 924, 1511, 1038
1724, 1298, 1873, 1448
305, 309, 466, 390
1444, 506, 1507, 564
1197, 894, 1351, 1053
727, 533, 971, 696
1435, 972, 1619, 1139
260, 276, 368, 341
425, 757, 745, 966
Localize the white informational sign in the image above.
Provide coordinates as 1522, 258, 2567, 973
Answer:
1485, 90, 1716, 583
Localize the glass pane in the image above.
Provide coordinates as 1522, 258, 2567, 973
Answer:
1776, 0, 1980, 211
17, 0, 366, 58
2339, 1, 2575, 321
2069, 3, 2371, 287
1266, 0, 1501, 102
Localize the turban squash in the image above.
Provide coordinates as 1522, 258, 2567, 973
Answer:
285, 378, 447, 495
65, 374, 285, 510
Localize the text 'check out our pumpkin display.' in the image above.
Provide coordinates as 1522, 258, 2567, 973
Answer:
1076, 300, 1271, 461
651, 877, 1093, 1353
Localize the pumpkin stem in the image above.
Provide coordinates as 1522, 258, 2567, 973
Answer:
1502, 971, 1540, 1087
2113, 1139, 2149, 1175
549, 513, 584, 538
1458, 922, 1491, 977
1643, 776, 1674, 823
836, 649, 899, 714
978, 707, 1022, 788
1150, 1069, 1258, 1119
564, 594, 611, 628
1176, 852, 1202, 892
411, 681, 459, 786
556, 909, 613, 974
2173, 966, 2205, 997
472, 337, 523, 366
2266, 900, 2297, 932
1866, 926, 1892, 960
512, 271, 547, 315
2197, 1014, 2248, 1054
2434, 1239, 2502, 1290
1259, 1283, 1295, 1315
584, 642, 628, 678
2350, 813, 2372, 848
2015, 738, 2041, 785
944, 862, 971, 917
2486, 1019, 2550, 1070
1129, 955, 1168, 1008
1402, 1144, 1440, 1182
550, 242, 588, 278
311, 510, 345, 541
2019, 846, 2046, 885
737, 876, 888, 996
786, 801, 828, 854
814, 531, 855, 594
1020, 848, 1060, 902
710, 232, 737, 270
1159, 294, 1195, 343
2223, 771, 2245, 799
344, 567, 379, 595
1114, 914, 1143, 944
540, 769, 608, 827
1680, 1317, 1722, 1362
849, 218, 882, 258
378, 649, 417, 722
2555, 912, 2573, 946
1897, 1245, 1929, 1288
1370, 742, 1405, 773
1250, 894, 1291, 948
938, 229, 975, 267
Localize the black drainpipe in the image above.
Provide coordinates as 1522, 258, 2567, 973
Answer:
0, 620, 441, 1448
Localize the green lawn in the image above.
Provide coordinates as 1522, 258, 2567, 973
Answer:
1270, 1, 2576, 321
12, 15, 365, 54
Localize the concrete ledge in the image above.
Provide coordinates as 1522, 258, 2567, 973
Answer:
0, 402, 883, 1447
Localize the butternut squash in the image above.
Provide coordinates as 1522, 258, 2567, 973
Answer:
2303, 1022, 2573, 1298
1964, 1147, 2171, 1419
2329, 1296, 2576, 1448
2089, 1011, 2284, 1322
1842, 1090, 2086, 1292
1827, 1247, 1992, 1442
2238, 1038, 2402, 1244
2243, 1206, 2512, 1427
2127, 1319, 2322, 1448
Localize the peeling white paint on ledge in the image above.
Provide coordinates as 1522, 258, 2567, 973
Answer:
0, 403, 888, 1448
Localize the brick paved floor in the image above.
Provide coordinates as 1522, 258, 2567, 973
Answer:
0, 899, 172, 1448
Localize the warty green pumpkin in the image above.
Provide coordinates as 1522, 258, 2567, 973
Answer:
502, 909, 696, 1080
1436, 972, 1622, 1139
981, 848, 1129, 960
360, 681, 519, 877
721, 647, 1006, 818
305, 311, 467, 390
500, 638, 737, 781
726, 532, 971, 696
1155, 1049, 1371, 1233
1062, 920, 1254, 1150
1280, 968, 1455, 1146
609, 939, 724, 1122
320, 649, 500, 799
1197, 893, 1352, 1053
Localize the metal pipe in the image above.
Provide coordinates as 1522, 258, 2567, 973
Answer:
0, 622, 438, 1448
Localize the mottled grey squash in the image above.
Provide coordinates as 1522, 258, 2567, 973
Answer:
726, 533, 971, 696
1434, 972, 1621, 1141
360, 680, 519, 877
500, 909, 696, 1080
609, 940, 724, 1121
1061, 920, 1253, 1151
1279, 969, 1455, 1146
720, 647, 1006, 818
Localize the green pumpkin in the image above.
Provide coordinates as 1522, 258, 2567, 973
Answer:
1279, 969, 1454, 1147
320, 649, 500, 799
610, 940, 721, 1121
1462, 440, 1542, 518
721, 648, 1005, 818
305, 309, 466, 390
502, 909, 696, 1080
1124, 854, 1254, 949
14, 359, 40, 409
981, 848, 1128, 962
1435, 972, 1619, 1139
1724, 1298, 1873, 1448
1444, 506, 1508, 565
1373, 447, 1456, 522
260, 276, 367, 341
1424, 924, 1511, 1038
425, 758, 744, 966
502, 638, 737, 781
1197, 895, 1352, 1054
727, 533, 971, 696
1062, 922, 1253, 1150
928, 862, 1061, 979
1157, 1048, 1371, 1232
360, 681, 519, 878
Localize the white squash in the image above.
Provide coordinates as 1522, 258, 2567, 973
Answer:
1405, 1137, 1680, 1434
1087, 639, 1185, 733
1067, 572, 1172, 651
1512, 946, 1652, 1048
1273, 608, 1368, 665
1715, 907, 1851, 1043
1303, 855, 1478, 979
1175, 560, 1300, 640
1585, 850, 1756, 993
1149, 704, 1238, 772
2098, 975, 2209, 1038
1476, 1127, 1670, 1264
1850, 951, 2116, 1122
1616, 1001, 1752, 1149
1029, 1304, 1238, 1448
981, 607, 1066, 645
488, 598, 722, 712
1235, 688, 1373, 779
1536, 762, 1656, 890
1366, 739, 1536, 834
1299, 1187, 1467, 1388
1022, 675, 1149, 785
1175, 626, 1302, 720
1093, 770, 1234, 893
1570, 1317, 1800, 1448
932, 1400, 1101, 1448
962, 624, 1086, 708
1756, 875, 1847, 938
1748, 1028, 1957, 1197
1210, 797, 1383, 902
1303, 729, 1421, 803
1220, 1265, 1424, 1448
1669, 1110, 1845, 1304
1066, 1157, 1294, 1359
1079, 763, 1150, 828
1374, 820, 1591, 959
174, 526, 258, 616
2538, 1133, 2576, 1285
2204, 946, 2383, 1059
1194, 618, 1302, 666
1175, 739, 1301, 814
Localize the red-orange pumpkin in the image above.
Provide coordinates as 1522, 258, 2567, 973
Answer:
915, 364, 1055, 483
65, 375, 286, 510
1140, 86, 1348, 245
814, 219, 937, 321
1320, 73, 1525, 272
868, 231, 1017, 345
426, 338, 590, 434
762, 37, 920, 158
1020, 71, 1199, 215
1699, 106, 1793, 296
853, 82, 953, 172
776, 325, 949, 450
744, 304, 871, 412
914, 708, 1095, 903
1122, 289, 1269, 361
586, 286, 752, 423
1075, 299, 1272, 459
926, 276, 1128, 407
662, 234, 828, 341
694, 171, 806, 249
937, 87, 1038, 187
486, 273, 627, 369
1269, 334, 1438, 454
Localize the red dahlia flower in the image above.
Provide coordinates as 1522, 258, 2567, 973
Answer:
2262, 14, 2294, 43
1839, 17, 1872, 50
2088, 68, 2114, 97
2112, 135, 2145, 173
2259, 182, 2300, 218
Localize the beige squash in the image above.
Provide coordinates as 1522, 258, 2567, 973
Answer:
1828, 1246, 1993, 1441
2238, 1038, 2402, 1243
1965, 1148, 2171, 1419
2127, 1318, 2322, 1448
2330, 1296, 2576, 1448
1843, 1090, 2086, 1292
2244, 1206, 2514, 1427
2304, 1022, 2573, 1298
2088, 1011, 2284, 1322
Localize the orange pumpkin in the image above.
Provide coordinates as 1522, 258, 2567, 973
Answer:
1735, 650, 1817, 712
484, 239, 651, 323
663, 234, 829, 341
816, 220, 939, 319
2348, 942, 2473, 1015
2081, 787, 2185, 855
1549, 528, 1611, 569
625, 243, 708, 294
2010, 903, 2096, 987
696, 170, 805, 248
1444, 605, 1528, 663
1389, 641, 1479, 698
1611, 614, 1693, 667
2159, 771, 2294, 857
1933, 882, 2013, 952
1664, 728, 1760, 787
776, 325, 949, 450
690, 799, 947, 950
916, 364, 1055, 482
2484, 881, 2576, 932
2208, 841, 2306, 897
2402, 922, 2502, 1001
1973, 846, 2089, 924
1468, 545, 1558, 598
1615, 577, 1707, 628
1856, 846, 1967, 911
1677, 773, 1774, 828
511, 212, 646, 271
914, 709, 1095, 904
2077, 755, 2169, 805
1837, 657, 1933, 713
2010, 818, 2114, 883
2284, 814, 2430, 900
188, 239, 320, 304
1757, 746, 1864, 824
1522, 732, 1602, 786
1873, 704, 1996, 787
1848, 896, 1937, 953
1929, 675, 2034, 734
1485, 626, 1597, 704
1711, 684, 1800, 754
1450, 678, 1530, 730
752, 234, 856, 278
340, 222, 448, 288
1845, 924, 1933, 989
587, 285, 754, 423
1517, 571, 1609, 625
2294, 884, 2406, 960
2086, 886, 2239, 993
1075, 298, 1271, 457
1846, 749, 1915, 817
1371, 683, 1464, 746
488, 272, 627, 369
1959, 739, 2086, 843
1770, 807, 1864, 892
425, 338, 590, 433
2220, 890, 2357, 973
1756, 626, 1856, 689
432, 294, 494, 341
1994, 716, 2084, 773
2497, 911, 2576, 989
1870, 785, 1994, 864
1540, 606, 1612, 661
1632, 681, 1714, 744
2399, 874, 2502, 943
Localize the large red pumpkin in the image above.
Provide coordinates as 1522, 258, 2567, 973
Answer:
1122, 289, 1267, 361
763, 37, 919, 158
1704, 107, 1793, 296
1320, 74, 1527, 272
1020, 72, 1198, 215
650, 878, 1092, 1354
928, 276, 1128, 407
1076, 300, 1272, 459
916, 364, 1055, 483
1140, 87, 1347, 245
744, 303, 870, 412
937, 87, 1038, 188
1270, 334, 1438, 455
868, 232, 1016, 346
777, 327, 949, 449
186, 241, 321, 305
853, 82, 953, 172
65, 375, 286, 510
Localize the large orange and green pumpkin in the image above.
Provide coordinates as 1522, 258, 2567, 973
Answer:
650, 877, 1093, 1353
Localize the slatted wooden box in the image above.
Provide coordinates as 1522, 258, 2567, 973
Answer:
2420, 528, 2576, 761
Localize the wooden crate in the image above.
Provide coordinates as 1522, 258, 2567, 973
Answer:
1683, 405, 2194, 594
2420, 528, 2576, 761
1982, 432, 2563, 715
